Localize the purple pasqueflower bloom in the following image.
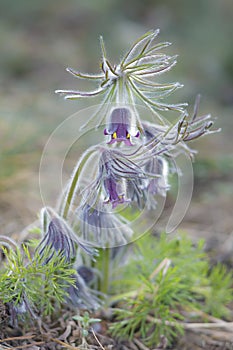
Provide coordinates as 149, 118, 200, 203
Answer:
99, 148, 147, 208
78, 146, 158, 211
37, 215, 97, 263
37, 217, 76, 264
76, 204, 133, 247
77, 265, 95, 284
104, 108, 139, 145
103, 176, 126, 208
66, 272, 100, 310
8, 294, 37, 327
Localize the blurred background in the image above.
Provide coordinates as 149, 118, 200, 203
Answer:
0, 0, 233, 254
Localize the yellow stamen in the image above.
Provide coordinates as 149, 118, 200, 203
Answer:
126, 133, 130, 139
113, 132, 117, 139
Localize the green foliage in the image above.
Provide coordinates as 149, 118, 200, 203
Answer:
73, 311, 101, 338
110, 233, 233, 347
202, 264, 233, 318
111, 233, 208, 294
0, 243, 76, 318
111, 268, 186, 345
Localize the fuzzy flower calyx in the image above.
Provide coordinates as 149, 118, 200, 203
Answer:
37, 217, 76, 264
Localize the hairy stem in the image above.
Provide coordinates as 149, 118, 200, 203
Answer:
59, 148, 97, 219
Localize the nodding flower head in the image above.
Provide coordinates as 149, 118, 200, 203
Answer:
76, 204, 133, 247
8, 294, 36, 327
77, 146, 165, 213
66, 273, 101, 310
98, 148, 147, 209
37, 217, 76, 264
104, 108, 139, 145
